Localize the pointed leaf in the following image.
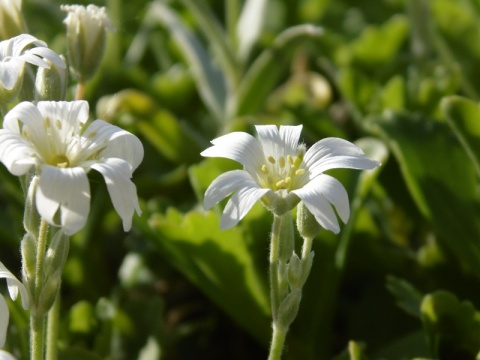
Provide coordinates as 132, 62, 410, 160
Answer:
236, 0, 269, 62
149, 2, 226, 122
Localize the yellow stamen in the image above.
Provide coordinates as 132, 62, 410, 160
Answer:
276, 180, 286, 189
261, 165, 268, 173
268, 156, 276, 164
295, 169, 305, 175
287, 155, 294, 164
279, 156, 285, 168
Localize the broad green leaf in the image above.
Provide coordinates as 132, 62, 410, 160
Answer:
421, 290, 480, 359
236, 0, 269, 62
336, 15, 408, 68
441, 95, 480, 178
139, 207, 271, 345
233, 24, 323, 118
149, 2, 226, 123
371, 112, 480, 279
386, 276, 423, 318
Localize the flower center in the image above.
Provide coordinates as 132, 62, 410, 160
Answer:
259, 150, 306, 192
50, 154, 70, 168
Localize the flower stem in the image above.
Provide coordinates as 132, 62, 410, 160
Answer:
46, 294, 60, 360
267, 323, 287, 360
269, 215, 282, 321
30, 218, 49, 360
75, 82, 85, 100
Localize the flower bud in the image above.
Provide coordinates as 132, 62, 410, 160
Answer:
277, 288, 302, 328
296, 201, 321, 238
0, 0, 27, 40
23, 175, 40, 237
21, 233, 36, 294
43, 230, 70, 279
287, 251, 314, 289
35, 55, 68, 101
36, 272, 61, 316
61, 4, 113, 81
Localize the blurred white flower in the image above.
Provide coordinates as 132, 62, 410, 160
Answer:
0, 101, 144, 235
61, 4, 113, 81
0, 261, 29, 353
201, 125, 380, 232
0, 0, 26, 40
0, 34, 65, 101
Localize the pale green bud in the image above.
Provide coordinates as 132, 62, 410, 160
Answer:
276, 262, 289, 300
296, 201, 321, 238
43, 230, 69, 279
287, 251, 314, 289
23, 175, 40, 237
20, 233, 36, 295
277, 288, 302, 328
0, 0, 27, 40
35, 55, 68, 101
36, 272, 61, 316
262, 191, 300, 216
61, 4, 113, 81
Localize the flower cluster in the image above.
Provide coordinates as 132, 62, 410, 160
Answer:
0, 100, 144, 235
202, 125, 380, 233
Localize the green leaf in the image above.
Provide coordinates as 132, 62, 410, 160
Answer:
386, 276, 423, 318
139, 207, 271, 345
149, 2, 226, 123
233, 24, 323, 118
371, 112, 480, 279
421, 290, 480, 359
441, 95, 480, 178
236, 0, 269, 62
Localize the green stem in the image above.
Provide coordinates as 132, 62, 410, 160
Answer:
301, 236, 313, 260
30, 219, 49, 360
268, 323, 287, 360
269, 215, 282, 321
46, 294, 60, 360
226, 0, 240, 50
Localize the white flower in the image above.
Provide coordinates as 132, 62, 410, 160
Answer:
0, 34, 65, 101
0, 261, 29, 352
0, 101, 144, 235
61, 4, 113, 81
201, 125, 380, 233
0, 0, 26, 40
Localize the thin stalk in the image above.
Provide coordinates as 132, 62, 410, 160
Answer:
301, 236, 313, 260
269, 215, 282, 321
226, 0, 240, 50
267, 323, 287, 360
30, 219, 49, 360
75, 82, 85, 100
46, 294, 60, 360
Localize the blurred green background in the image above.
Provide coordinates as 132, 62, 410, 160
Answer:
2, 0, 480, 359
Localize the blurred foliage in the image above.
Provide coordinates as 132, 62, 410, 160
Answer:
2, 0, 480, 359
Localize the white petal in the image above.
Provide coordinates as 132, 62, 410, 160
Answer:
0, 58, 24, 90
0, 296, 8, 348
36, 166, 90, 235
254, 125, 282, 157
304, 137, 380, 178
0, 131, 36, 176
0, 350, 17, 360
201, 132, 264, 175
91, 158, 141, 232
37, 101, 89, 137
220, 186, 270, 229
10, 34, 46, 56
25, 47, 66, 69
292, 174, 350, 234
0, 262, 29, 310
279, 125, 303, 153
204, 169, 260, 210
86, 120, 144, 171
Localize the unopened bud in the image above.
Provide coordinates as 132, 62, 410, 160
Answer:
21, 233, 36, 294
43, 230, 69, 278
35, 55, 68, 101
61, 4, 113, 81
277, 288, 302, 328
36, 272, 60, 316
0, 0, 27, 40
23, 175, 40, 237
296, 201, 321, 238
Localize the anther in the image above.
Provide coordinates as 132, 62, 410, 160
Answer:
279, 156, 285, 168
287, 155, 294, 164
261, 165, 268, 173
295, 169, 305, 175
268, 156, 276, 164
276, 180, 286, 189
